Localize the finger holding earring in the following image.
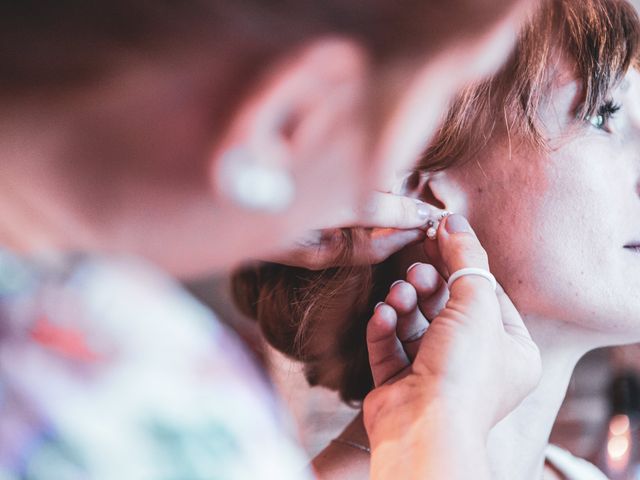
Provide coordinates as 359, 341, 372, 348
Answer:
426, 211, 452, 240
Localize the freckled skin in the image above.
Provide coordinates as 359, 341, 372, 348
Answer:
430, 68, 640, 346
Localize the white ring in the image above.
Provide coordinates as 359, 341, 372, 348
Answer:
447, 268, 497, 291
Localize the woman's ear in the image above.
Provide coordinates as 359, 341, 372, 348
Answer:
209, 38, 369, 213
395, 171, 447, 210
400, 170, 469, 215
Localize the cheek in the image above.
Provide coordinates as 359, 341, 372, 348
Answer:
463, 146, 620, 323
461, 148, 550, 268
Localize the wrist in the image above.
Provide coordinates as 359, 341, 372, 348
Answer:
364, 376, 487, 448
364, 378, 491, 480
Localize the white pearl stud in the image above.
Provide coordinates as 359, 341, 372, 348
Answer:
426, 211, 452, 240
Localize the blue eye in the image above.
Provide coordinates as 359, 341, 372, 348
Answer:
589, 114, 606, 129
587, 101, 621, 131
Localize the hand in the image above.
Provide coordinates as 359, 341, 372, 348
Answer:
264, 191, 445, 269
363, 214, 542, 479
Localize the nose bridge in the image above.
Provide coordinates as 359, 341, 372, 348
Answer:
625, 71, 640, 134
629, 101, 640, 167
634, 120, 640, 179
635, 134, 640, 197
627, 113, 640, 196
631, 102, 640, 133
620, 72, 640, 194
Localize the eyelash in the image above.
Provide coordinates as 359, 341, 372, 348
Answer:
587, 100, 621, 131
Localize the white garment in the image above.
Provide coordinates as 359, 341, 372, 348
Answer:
545, 444, 609, 480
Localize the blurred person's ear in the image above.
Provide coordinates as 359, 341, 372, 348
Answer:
209, 38, 369, 216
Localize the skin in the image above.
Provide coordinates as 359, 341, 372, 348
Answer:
318, 66, 640, 479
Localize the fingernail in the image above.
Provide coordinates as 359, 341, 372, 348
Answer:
374, 301, 385, 311
415, 200, 431, 220
407, 262, 422, 274
445, 214, 472, 234
390, 280, 404, 289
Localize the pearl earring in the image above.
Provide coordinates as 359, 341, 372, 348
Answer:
426, 211, 452, 240
217, 146, 295, 213
426, 221, 438, 240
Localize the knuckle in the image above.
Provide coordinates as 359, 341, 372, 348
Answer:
449, 237, 489, 267
400, 326, 428, 343
448, 282, 494, 313
359, 195, 380, 219
408, 263, 440, 290
363, 387, 386, 417
366, 324, 391, 344
369, 350, 400, 369
399, 198, 414, 223
455, 276, 493, 296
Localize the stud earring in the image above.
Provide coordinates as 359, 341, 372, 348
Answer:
426, 211, 452, 240
426, 221, 438, 240
216, 146, 295, 213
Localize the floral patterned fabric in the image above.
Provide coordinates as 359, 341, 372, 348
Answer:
0, 252, 311, 480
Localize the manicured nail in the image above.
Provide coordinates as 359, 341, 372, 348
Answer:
390, 280, 404, 289
445, 214, 472, 234
415, 200, 431, 220
407, 262, 422, 274
374, 302, 385, 311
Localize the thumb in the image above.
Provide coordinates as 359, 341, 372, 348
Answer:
436, 214, 497, 307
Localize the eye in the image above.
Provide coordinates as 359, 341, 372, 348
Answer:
586, 100, 621, 132
588, 114, 606, 129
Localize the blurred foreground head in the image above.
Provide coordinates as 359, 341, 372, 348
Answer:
0, 0, 526, 275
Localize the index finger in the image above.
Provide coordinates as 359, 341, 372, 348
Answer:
351, 191, 446, 230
